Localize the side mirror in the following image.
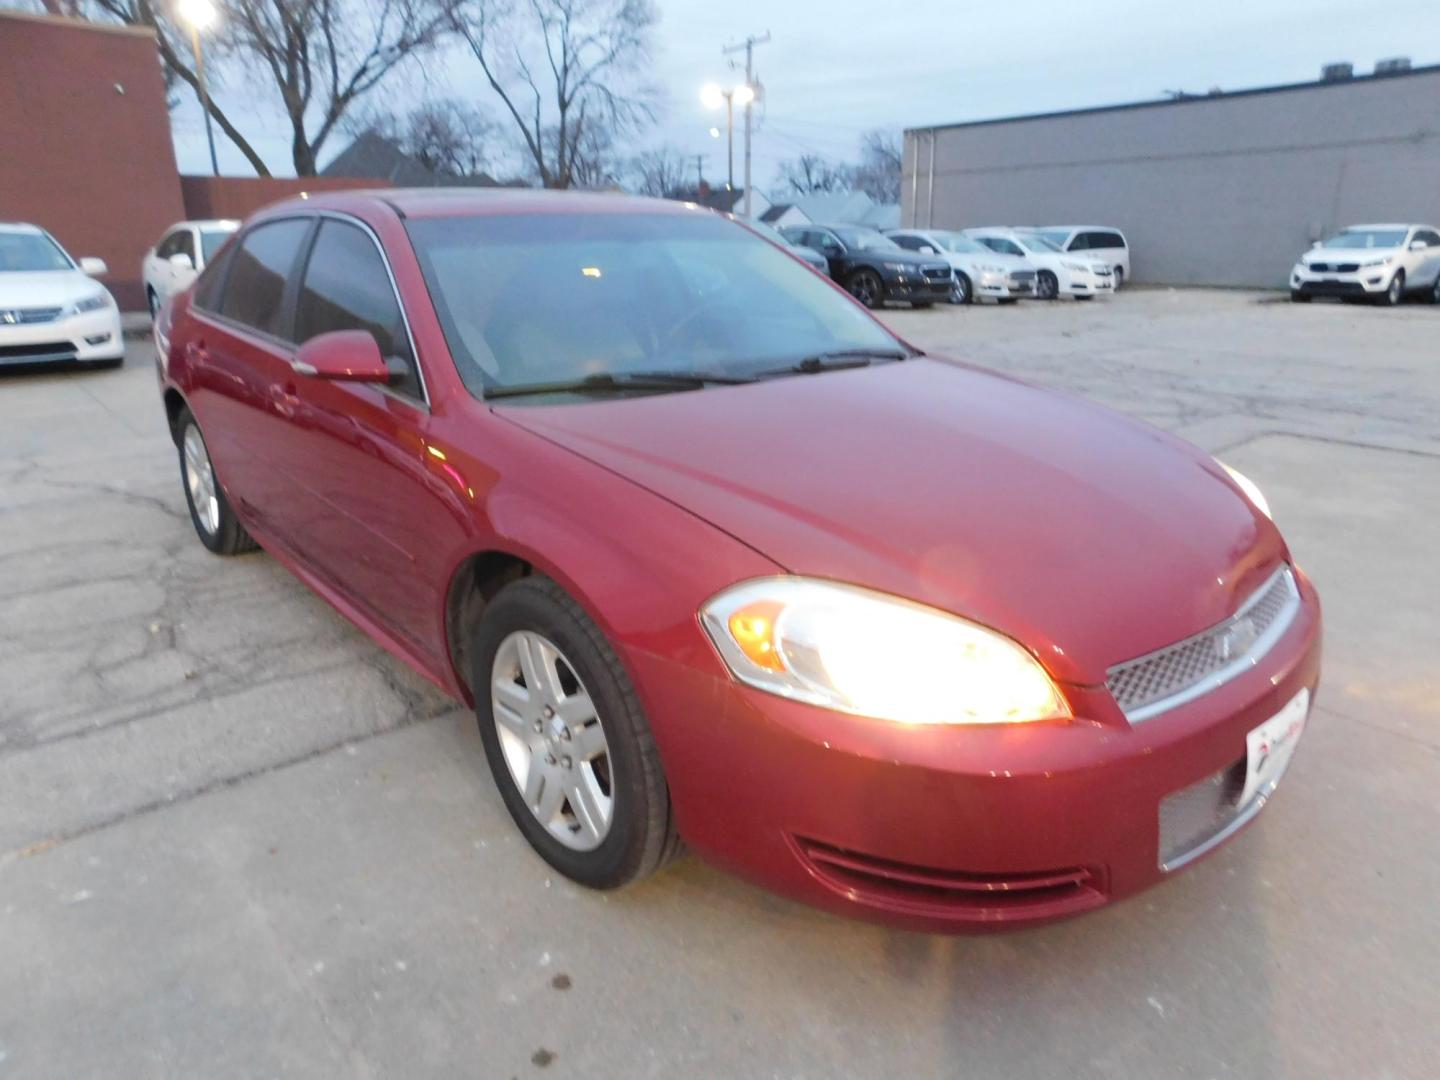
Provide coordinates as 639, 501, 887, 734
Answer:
79, 257, 108, 276
292, 330, 390, 383
1409, 239, 1428, 251
169, 252, 195, 271
1309, 240, 1321, 250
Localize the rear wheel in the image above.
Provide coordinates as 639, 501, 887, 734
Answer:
950, 272, 973, 305
847, 269, 884, 309
473, 577, 679, 889
1380, 270, 1405, 306
1036, 270, 1058, 300
147, 288, 160, 319
176, 406, 258, 555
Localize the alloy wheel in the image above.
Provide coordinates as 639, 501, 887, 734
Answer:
182, 424, 220, 536
491, 630, 613, 852
1037, 271, 1058, 300
1387, 273, 1404, 306
951, 275, 971, 304
849, 272, 881, 308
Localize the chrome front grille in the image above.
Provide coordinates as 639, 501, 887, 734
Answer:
921, 264, 952, 281
1106, 566, 1301, 723
18, 306, 63, 324
1010, 270, 1036, 282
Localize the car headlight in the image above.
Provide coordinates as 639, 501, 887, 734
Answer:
1061, 260, 1087, 271
1360, 255, 1393, 268
71, 291, 113, 315
1218, 462, 1271, 520
700, 578, 1070, 725
880, 261, 910, 273
978, 264, 1005, 273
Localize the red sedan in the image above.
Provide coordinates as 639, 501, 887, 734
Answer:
154, 190, 1321, 931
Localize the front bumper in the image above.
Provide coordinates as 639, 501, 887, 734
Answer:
882, 270, 952, 304
1065, 272, 1115, 298
635, 570, 1321, 932
0, 307, 124, 366
1291, 266, 1393, 297
974, 270, 1034, 299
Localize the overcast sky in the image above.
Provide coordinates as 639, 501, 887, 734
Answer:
171, 0, 1440, 192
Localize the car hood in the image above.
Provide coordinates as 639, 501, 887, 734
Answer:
1304, 246, 1399, 263
501, 358, 1285, 685
0, 270, 103, 308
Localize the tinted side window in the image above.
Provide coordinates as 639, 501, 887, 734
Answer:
191, 243, 232, 312
889, 234, 922, 251
156, 231, 179, 258
1087, 231, 1122, 249
1067, 233, 1089, 250
1417, 230, 1440, 246
1099, 231, 1126, 249
296, 220, 420, 399
173, 229, 196, 262
219, 219, 311, 338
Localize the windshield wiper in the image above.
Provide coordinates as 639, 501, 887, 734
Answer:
484, 369, 752, 400
755, 348, 914, 378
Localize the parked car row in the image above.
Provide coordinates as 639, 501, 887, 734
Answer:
774, 221, 1128, 308
1290, 223, 1440, 305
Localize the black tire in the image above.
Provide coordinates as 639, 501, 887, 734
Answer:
1113, 267, 1125, 289
147, 288, 160, 320
847, 269, 884, 309
1075, 294, 1095, 302
175, 406, 259, 556
950, 272, 973, 305
1432, 275, 1440, 304
1036, 270, 1059, 300
996, 298, 1019, 305
1290, 291, 1311, 303
1380, 270, 1405, 306
472, 576, 680, 889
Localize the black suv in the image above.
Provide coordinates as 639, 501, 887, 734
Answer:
780, 224, 952, 308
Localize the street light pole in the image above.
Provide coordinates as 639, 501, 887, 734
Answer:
725, 94, 734, 191
179, 0, 220, 177
723, 32, 770, 218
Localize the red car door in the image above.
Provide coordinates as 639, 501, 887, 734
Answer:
278, 216, 470, 665
184, 216, 317, 544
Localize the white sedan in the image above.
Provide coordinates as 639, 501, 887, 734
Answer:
1290, 224, 1440, 305
964, 228, 1114, 300
141, 219, 238, 317
1, 222, 123, 369
885, 228, 1038, 304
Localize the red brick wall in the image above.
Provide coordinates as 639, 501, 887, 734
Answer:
0, 12, 186, 310
180, 176, 392, 222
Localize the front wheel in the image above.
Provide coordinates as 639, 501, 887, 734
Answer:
847, 269, 884, 309
950, 272, 973, 305
1113, 267, 1125, 289
1036, 270, 1059, 300
176, 406, 258, 555
473, 577, 679, 889
1432, 275, 1440, 304
147, 288, 160, 320
1380, 270, 1405, 306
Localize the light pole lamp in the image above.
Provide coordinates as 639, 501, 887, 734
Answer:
178, 0, 221, 177
701, 82, 754, 199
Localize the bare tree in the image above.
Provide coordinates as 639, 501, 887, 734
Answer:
450, 0, 658, 189
221, 0, 458, 176
776, 153, 854, 196
404, 99, 499, 176
853, 128, 901, 203
627, 145, 691, 198
78, 0, 273, 175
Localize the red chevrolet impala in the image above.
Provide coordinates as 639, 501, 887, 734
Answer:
153, 190, 1321, 931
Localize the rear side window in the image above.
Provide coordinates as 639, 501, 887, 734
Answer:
219, 218, 311, 339
889, 234, 922, 251
191, 243, 232, 311
1416, 229, 1440, 246
1088, 231, 1125, 249
1067, 233, 1089, 250
296, 220, 421, 400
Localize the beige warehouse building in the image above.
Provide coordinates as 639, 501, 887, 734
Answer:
903, 63, 1440, 288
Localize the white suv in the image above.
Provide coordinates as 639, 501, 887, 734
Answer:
885, 228, 1037, 304
141, 219, 239, 317
964, 228, 1114, 301
1031, 227, 1130, 287
1290, 224, 1440, 306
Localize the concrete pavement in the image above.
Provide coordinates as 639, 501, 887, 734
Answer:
1, 291, 1436, 1078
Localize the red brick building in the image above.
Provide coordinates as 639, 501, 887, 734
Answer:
0, 11, 186, 310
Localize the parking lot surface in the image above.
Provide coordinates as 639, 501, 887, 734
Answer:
1, 291, 1436, 1079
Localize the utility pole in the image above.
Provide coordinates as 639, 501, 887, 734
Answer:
694, 153, 707, 191
723, 31, 770, 218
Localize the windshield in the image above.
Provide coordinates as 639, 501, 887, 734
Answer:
0, 231, 73, 272
832, 227, 901, 252
200, 229, 234, 263
931, 232, 989, 255
1016, 234, 1063, 254
407, 212, 901, 401
1324, 229, 1408, 249
1032, 230, 1071, 248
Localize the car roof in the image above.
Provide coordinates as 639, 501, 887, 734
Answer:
1342, 223, 1422, 230
0, 222, 46, 235
256, 187, 701, 222
182, 219, 241, 230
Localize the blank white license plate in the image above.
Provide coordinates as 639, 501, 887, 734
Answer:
1238, 687, 1309, 807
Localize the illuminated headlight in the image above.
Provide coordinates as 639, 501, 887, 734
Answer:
1218, 462, 1271, 520
701, 578, 1070, 725
71, 291, 113, 315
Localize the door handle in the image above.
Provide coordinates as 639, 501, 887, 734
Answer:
187, 339, 209, 365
